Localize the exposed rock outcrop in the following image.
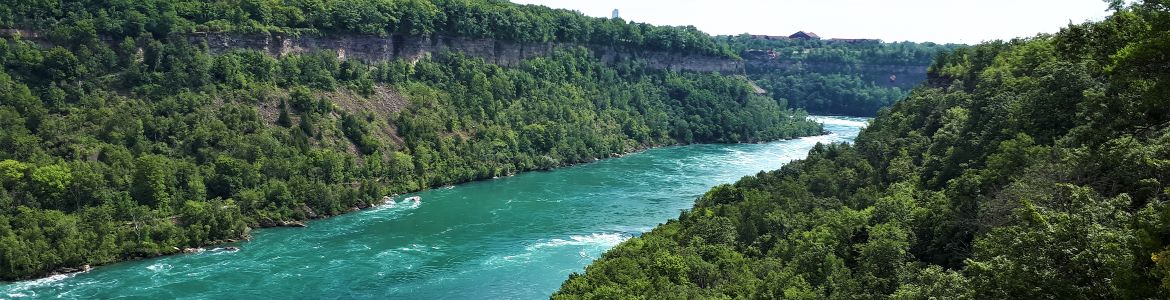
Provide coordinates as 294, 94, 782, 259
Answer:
258, 219, 308, 228
51, 264, 91, 276
1, 29, 744, 73
188, 33, 744, 74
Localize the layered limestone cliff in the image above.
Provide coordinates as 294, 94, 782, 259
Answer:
192, 33, 744, 73
0, 29, 744, 73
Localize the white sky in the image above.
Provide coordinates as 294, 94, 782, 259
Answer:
510, 0, 1114, 44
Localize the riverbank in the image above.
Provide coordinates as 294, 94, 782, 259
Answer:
0, 116, 866, 298
6, 121, 830, 283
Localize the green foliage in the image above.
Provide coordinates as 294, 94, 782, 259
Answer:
557, 2, 1170, 298
2, 0, 736, 58
29, 164, 71, 208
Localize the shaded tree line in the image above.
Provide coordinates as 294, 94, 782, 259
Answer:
0, 0, 736, 58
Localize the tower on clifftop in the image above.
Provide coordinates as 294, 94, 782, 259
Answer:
612, 9, 620, 19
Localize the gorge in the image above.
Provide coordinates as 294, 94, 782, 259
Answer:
3, 0, 1160, 298
0, 117, 867, 298
0, 0, 826, 282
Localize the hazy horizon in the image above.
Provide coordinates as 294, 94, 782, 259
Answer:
511, 0, 1114, 44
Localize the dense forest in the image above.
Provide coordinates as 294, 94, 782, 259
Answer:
723, 36, 959, 116
556, 1, 1170, 298
0, 0, 736, 58
0, 1, 822, 280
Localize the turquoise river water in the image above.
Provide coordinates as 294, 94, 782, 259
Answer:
2, 116, 867, 299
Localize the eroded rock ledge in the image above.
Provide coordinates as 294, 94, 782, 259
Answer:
0, 29, 744, 74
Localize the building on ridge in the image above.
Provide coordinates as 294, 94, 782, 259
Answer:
789, 31, 821, 40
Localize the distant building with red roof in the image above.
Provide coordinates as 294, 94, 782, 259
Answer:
789, 31, 821, 40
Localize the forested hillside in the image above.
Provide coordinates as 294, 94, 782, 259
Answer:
556, 1, 1170, 298
723, 36, 959, 116
0, 1, 821, 280
1, 0, 735, 58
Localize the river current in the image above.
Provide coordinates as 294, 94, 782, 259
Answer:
2, 116, 867, 299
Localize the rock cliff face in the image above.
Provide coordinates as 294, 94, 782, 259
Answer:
745, 58, 928, 89
4, 29, 923, 81
0, 29, 743, 73
190, 33, 744, 73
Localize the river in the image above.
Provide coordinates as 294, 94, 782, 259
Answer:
1, 116, 868, 299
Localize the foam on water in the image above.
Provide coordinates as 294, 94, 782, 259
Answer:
2, 273, 74, 298
397, 244, 429, 252
485, 232, 630, 267
525, 233, 631, 252
146, 263, 172, 273
810, 116, 870, 128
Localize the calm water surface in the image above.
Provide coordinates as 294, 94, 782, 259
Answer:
2, 116, 867, 299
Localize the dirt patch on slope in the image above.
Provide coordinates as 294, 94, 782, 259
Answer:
319, 85, 408, 148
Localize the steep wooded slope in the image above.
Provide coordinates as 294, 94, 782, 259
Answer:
556, 3, 1170, 298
